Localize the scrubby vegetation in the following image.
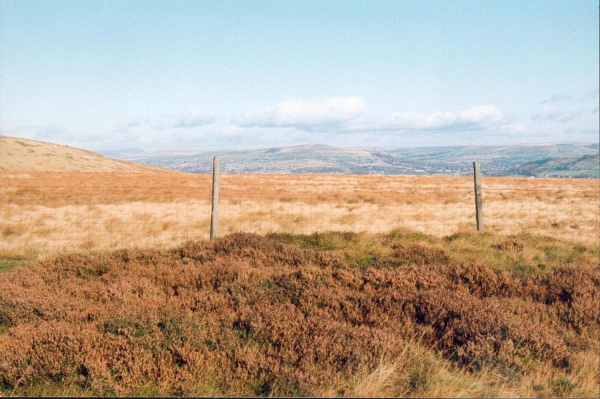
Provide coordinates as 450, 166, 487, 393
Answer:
0, 230, 598, 397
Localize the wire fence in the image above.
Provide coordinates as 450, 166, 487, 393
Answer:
1, 172, 598, 258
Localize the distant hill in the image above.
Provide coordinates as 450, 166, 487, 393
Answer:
121, 144, 416, 174
508, 154, 600, 178
117, 144, 412, 174
116, 142, 600, 178
390, 143, 599, 177
0, 136, 169, 173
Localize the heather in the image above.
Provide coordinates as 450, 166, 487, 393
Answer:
0, 230, 598, 396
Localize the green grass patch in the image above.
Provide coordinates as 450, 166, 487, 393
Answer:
0, 256, 32, 272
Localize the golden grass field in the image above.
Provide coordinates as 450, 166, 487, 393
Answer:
1, 171, 598, 260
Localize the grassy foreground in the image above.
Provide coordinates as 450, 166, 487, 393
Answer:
0, 230, 598, 397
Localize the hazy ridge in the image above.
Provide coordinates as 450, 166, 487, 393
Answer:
111, 143, 599, 178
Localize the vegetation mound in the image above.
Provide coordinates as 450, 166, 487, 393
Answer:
0, 230, 598, 396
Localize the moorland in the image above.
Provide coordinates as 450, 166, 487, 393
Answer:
0, 136, 598, 397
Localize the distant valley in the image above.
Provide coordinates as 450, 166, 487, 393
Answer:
108, 143, 600, 178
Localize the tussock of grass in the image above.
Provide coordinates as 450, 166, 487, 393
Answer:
0, 231, 598, 397
0, 251, 34, 273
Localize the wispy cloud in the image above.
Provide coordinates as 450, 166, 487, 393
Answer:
1, 122, 76, 141
541, 88, 598, 104
116, 109, 216, 133
564, 127, 599, 135
582, 87, 599, 100
0, 121, 115, 145
541, 93, 573, 104
170, 111, 216, 128
122, 117, 151, 129
233, 97, 523, 134
530, 105, 581, 123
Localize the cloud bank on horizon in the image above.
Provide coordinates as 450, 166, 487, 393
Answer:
233, 98, 524, 134
0, 0, 597, 151
3, 91, 595, 151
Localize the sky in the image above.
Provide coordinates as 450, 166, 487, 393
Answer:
0, 0, 598, 152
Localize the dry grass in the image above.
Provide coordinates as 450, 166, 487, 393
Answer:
1, 171, 598, 261
0, 231, 598, 396
0, 136, 168, 173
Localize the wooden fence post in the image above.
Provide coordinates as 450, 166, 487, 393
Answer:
210, 156, 220, 240
473, 161, 483, 232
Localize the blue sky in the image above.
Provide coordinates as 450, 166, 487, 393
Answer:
0, 0, 598, 151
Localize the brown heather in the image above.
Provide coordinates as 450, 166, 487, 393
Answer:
1, 230, 598, 397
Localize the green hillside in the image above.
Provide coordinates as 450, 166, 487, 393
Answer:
510, 154, 599, 178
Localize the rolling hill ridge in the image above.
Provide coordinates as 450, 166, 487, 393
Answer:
0, 136, 170, 173
113, 143, 600, 177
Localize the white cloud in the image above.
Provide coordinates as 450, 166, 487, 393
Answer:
233, 98, 517, 134
530, 105, 581, 123
386, 104, 504, 131
232, 97, 368, 130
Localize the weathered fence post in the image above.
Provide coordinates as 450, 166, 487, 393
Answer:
210, 156, 220, 240
473, 161, 483, 232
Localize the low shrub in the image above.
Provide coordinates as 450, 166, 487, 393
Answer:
0, 232, 598, 396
